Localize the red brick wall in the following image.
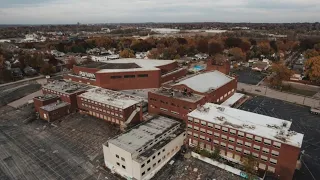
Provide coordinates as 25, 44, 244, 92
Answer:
39, 104, 70, 122
161, 68, 188, 84
64, 74, 97, 86
276, 143, 300, 180
207, 78, 238, 103
95, 70, 161, 90
206, 60, 231, 75
156, 61, 178, 73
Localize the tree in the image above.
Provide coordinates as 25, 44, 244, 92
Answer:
212, 54, 227, 64
305, 56, 320, 84
119, 49, 135, 58
229, 47, 246, 62
0, 55, 4, 69
66, 57, 77, 69
225, 37, 242, 48
240, 39, 251, 52
147, 49, 160, 59
257, 42, 271, 55
197, 38, 208, 53
208, 40, 224, 55
242, 154, 258, 180
270, 40, 278, 52
269, 63, 293, 87
40, 63, 56, 75
314, 43, 320, 52
304, 49, 319, 59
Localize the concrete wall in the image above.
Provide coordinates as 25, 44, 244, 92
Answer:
237, 83, 320, 107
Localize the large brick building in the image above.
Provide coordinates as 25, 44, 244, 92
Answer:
38, 101, 71, 122
148, 71, 237, 121
206, 58, 230, 75
41, 80, 92, 111
187, 103, 303, 180
77, 88, 147, 129
33, 94, 60, 112
64, 58, 187, 90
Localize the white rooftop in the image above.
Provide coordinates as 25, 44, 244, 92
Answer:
174, 71, 234, 93
188, 103, 304, 148
108, 116, 180, 154
221, 93, 245, 107
78, 88, 144, 109
96, 58, 176, 73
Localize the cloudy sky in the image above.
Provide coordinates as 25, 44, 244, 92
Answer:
0, 0, 319, 24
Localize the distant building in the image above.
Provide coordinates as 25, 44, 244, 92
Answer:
91, 55, 120, 62
39, 101, 70, 122
148, 71, 237, 121
103, 116, 186, 180
187, 103, 303, 180
77, 88, 146, 129
64, 59, 187, 90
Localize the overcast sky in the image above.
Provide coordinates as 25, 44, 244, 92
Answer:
0, 0, 320, 24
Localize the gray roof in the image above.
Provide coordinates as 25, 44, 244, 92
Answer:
40, 101, 70, 112
108, 116, 180, 154
175, 71, 234, 93
43, 80, 91, 95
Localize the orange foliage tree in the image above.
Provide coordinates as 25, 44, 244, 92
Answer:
305, 56, 320, 84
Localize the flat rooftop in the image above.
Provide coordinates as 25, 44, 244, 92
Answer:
188, 103, 304, 148
78, 88, 145, 109
221, 93, 245, 107
95, 58, 176, 73
173, 71, 234, 93
40, 101, 70, 112
108, 116, 180, 154
34, 94, 59, 101
43, 80, 91, 95
154, 87, 205, 103
80, 62, 141, 69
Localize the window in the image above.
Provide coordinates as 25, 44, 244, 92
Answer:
193, 133, 199, 138
152, 156, 156, 159
142, 172, 145, 176
141, 164, 145, 168
213, 140, 219, 145
116, 155, 119, 158
236, 147, 242, 153
244, 150, 250, 155
214, 132, 220, 138
194, 119, 200, 124
262, 147, 270, 154
147, 168, 151, 172
187, 124, 193, 129
116, 162, 120, 166
124, 75, 135, 78
268, 166, 275, 173
200, 135, 205, 140
245, 142, 252, 148
222, 127, 228, 133
246, 134, 253, 140
147, 159, 150, 164
261, 155, 268, 162
228, 144, 234, 150
188, 117, 193, 122
201, 121, 206, 126
208, 123, 213, 128
111, 75, 122, 79
271, 150, 279, 157
237, 139, 243, 146
255, 136, 262, 143
229, 137, 235, 143
238, 131, 244, 138
122, 165, 126, 169
252, 152, 259, 158
264, 139, 271, 146
221, 134, 227, 140
121, 157, 125, 161
158, 152, 161, 155
138, 74, 148, 78
193, 126, 199, 131
220, 142, 226, 147
259, 163, 266, 170
273, 141, 281, 149
253, 144, 260, 151
158, 159, 161, 163
207, 130, 213, 135
215, 125, 221, 130
230, 129, 236, 135
270, 158, 277, 165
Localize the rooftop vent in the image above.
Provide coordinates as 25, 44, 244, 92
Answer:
216, 107, 225, 112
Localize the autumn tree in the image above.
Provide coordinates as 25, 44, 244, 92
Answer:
229, 47, 246, 62
243, 155, 258, 180
269, 63, 294, 87
66, 57, 77, 69
119, 49, 135, 58
239, 39, 251, 52
197, 38, 208, 53
304, 49, 319, 59
147, 49, 160, 59
225, 37, 242, 48
305, 56, 320, 84
314, 43, 320, 52
40, 63, 56, 75
257, 42, 272, 55
212, 54, 227, 64
208, 39, 224, 55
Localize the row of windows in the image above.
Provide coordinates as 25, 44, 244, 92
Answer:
141, 146, 179, 177
189, 131, 280, 158
192, 139, 278, 166
159, 107, 180, 115
111, 74, 149, 79
82, 103, 124, 118
216, 89, 234, 103
43, 89, 68, 97
89, 111, 124, 125
187, 120, 281, 148
81, 98, 123, 112
153, 99, 191, 111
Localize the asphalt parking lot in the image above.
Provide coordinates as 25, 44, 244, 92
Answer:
232, 68, 266, 85
239, 96, 320, 180
0, 105, 122, 180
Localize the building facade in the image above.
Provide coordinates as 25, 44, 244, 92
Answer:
64, 58, 187, 90
38, 101, 70, 122
103, 116, 186, 180
148, 71, 237, 121
33, 94, 60, 112
77, 88, 146, 129
206, 58, 231, 75
187, 103, 303, 180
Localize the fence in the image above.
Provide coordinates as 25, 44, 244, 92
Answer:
237, 83, 320, 108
